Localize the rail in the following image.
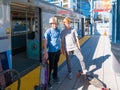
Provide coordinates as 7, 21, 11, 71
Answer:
0, 69, 20, 90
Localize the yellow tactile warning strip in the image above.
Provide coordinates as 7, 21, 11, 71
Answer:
6, 67, 40, 90
79, 35, 90, 45
6, 35, 90, 90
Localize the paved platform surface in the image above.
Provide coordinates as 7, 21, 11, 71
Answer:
51, 35, 120, 90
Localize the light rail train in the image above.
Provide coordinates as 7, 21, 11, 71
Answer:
0, 0, 87, 89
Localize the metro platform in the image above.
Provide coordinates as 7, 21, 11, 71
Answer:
51, 35, 120, 90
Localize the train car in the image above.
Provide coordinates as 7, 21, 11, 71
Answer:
0, 0, 86, 89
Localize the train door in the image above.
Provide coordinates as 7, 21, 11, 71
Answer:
10, 3, 41, 74
27, 8, 41, 61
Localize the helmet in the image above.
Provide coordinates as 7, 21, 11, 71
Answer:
63, 17, 71, 23
49, 17, 58, 24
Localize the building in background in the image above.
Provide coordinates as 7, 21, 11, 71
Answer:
77, 0, 90, 18
44, 0, 78, 12
48, 0, 90, 17
61, 0, 78, 11
43, 0, 62, 7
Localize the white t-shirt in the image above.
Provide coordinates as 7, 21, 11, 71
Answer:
61, 28, 78, 51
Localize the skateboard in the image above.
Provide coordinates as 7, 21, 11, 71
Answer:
76, 70, 110, 90
34, 60, 49, 90
39, 60, 49, 90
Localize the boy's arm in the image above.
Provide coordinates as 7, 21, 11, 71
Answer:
61, 36, 66, 55
76, 36, 80, 50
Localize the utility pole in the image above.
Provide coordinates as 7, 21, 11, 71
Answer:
90, 0, 93, 35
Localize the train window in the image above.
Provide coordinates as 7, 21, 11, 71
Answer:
12, 20, 30, 34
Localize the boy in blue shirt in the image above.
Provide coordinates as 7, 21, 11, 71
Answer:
43, 16, 61, 89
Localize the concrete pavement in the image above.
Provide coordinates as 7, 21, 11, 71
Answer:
51, 35, 120, 90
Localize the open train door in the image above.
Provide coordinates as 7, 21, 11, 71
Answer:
27, 7, 42, 62
10, 3, 42, 74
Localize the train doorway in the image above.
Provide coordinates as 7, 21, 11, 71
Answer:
10, 3, 41, 75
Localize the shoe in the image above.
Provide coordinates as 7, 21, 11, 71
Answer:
48, 83, 52, 89
86, 72, 93, 80
53, 78, 61, 84
68, 72, 73, 80
82, 69, 88, 75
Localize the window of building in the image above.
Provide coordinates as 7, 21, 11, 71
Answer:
73, 0, 76, 3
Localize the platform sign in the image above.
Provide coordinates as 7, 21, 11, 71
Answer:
93, 0, 111, 12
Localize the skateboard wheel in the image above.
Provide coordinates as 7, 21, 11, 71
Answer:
76, 73, 81, 78
101, 88, 110, 90
102, 88, 105, 90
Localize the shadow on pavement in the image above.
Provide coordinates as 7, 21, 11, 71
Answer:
90, 54, 111, 73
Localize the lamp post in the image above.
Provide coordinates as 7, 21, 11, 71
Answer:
112, 1, 117, 43
90, 0, 93, 35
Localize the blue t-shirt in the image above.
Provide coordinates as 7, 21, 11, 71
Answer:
44, 28, 61, 52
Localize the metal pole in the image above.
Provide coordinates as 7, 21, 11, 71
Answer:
90, 0, 93, 35
114, 2, 117, 43
112, 2, 117, 43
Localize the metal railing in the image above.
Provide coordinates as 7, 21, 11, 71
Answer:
0, 69, 20, 90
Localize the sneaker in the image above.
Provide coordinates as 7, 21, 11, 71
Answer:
82, 69, 88, 75
48, 83, 52, 89
53, 78, 61, 84
68, 72, 73, 80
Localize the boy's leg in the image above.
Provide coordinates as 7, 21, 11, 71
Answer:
48, 52, 55, 88
66, 51, 72, 73
74, 48, 87, 74
65, 51, 73, 79
53, 50, 60, 79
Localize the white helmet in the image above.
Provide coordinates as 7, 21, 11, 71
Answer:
49, 17, 58, 24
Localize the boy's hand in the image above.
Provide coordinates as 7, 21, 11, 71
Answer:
43, 52, 48, 61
